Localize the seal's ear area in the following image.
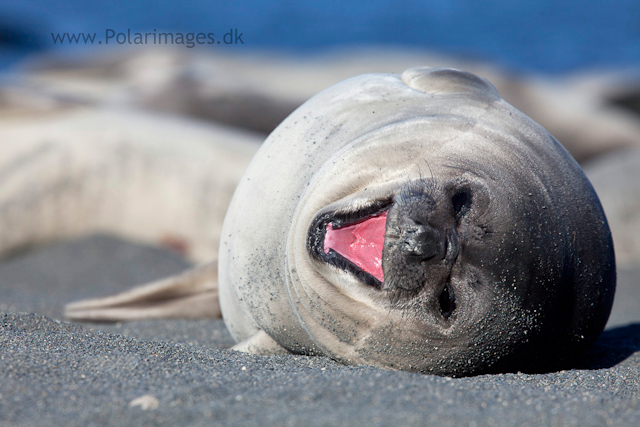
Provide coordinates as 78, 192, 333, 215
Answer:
64, 261, 220, 321
231, 330, 292, 356
401, 67, 500, 99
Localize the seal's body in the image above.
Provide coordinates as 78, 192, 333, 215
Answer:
219, 67, 615, 376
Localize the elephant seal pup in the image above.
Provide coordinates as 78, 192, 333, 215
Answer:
219, 67, 616, 376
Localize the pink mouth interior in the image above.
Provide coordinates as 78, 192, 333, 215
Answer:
323, 211, 387, 282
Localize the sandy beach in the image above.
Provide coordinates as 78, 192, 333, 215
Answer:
1, 234, 639, 426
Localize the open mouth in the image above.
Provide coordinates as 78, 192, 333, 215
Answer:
308, 201, 391, 289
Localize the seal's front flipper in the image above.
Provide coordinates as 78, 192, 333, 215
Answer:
64, 261, 220, 321
231, 330, 291, 356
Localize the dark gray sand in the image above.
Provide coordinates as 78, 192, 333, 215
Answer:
1, 235, 640, 426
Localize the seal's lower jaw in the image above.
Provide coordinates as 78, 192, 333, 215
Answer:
308, 200, 392, 289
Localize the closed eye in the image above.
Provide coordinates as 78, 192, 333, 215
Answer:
452, 190, 472, 218
438, 282, 456, 319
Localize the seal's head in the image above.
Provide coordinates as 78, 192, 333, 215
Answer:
219, 67, 615, 376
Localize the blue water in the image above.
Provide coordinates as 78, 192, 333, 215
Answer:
1, 0, 639, 74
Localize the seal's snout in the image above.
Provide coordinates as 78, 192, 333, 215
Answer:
382, 181, 457, 296
398, 220, 444, 262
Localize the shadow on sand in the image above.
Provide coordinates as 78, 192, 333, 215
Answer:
578, 323, 640, 369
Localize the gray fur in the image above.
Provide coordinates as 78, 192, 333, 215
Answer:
220, 67, 615, 376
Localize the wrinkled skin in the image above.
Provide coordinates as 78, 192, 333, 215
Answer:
219, 67, 615, 376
